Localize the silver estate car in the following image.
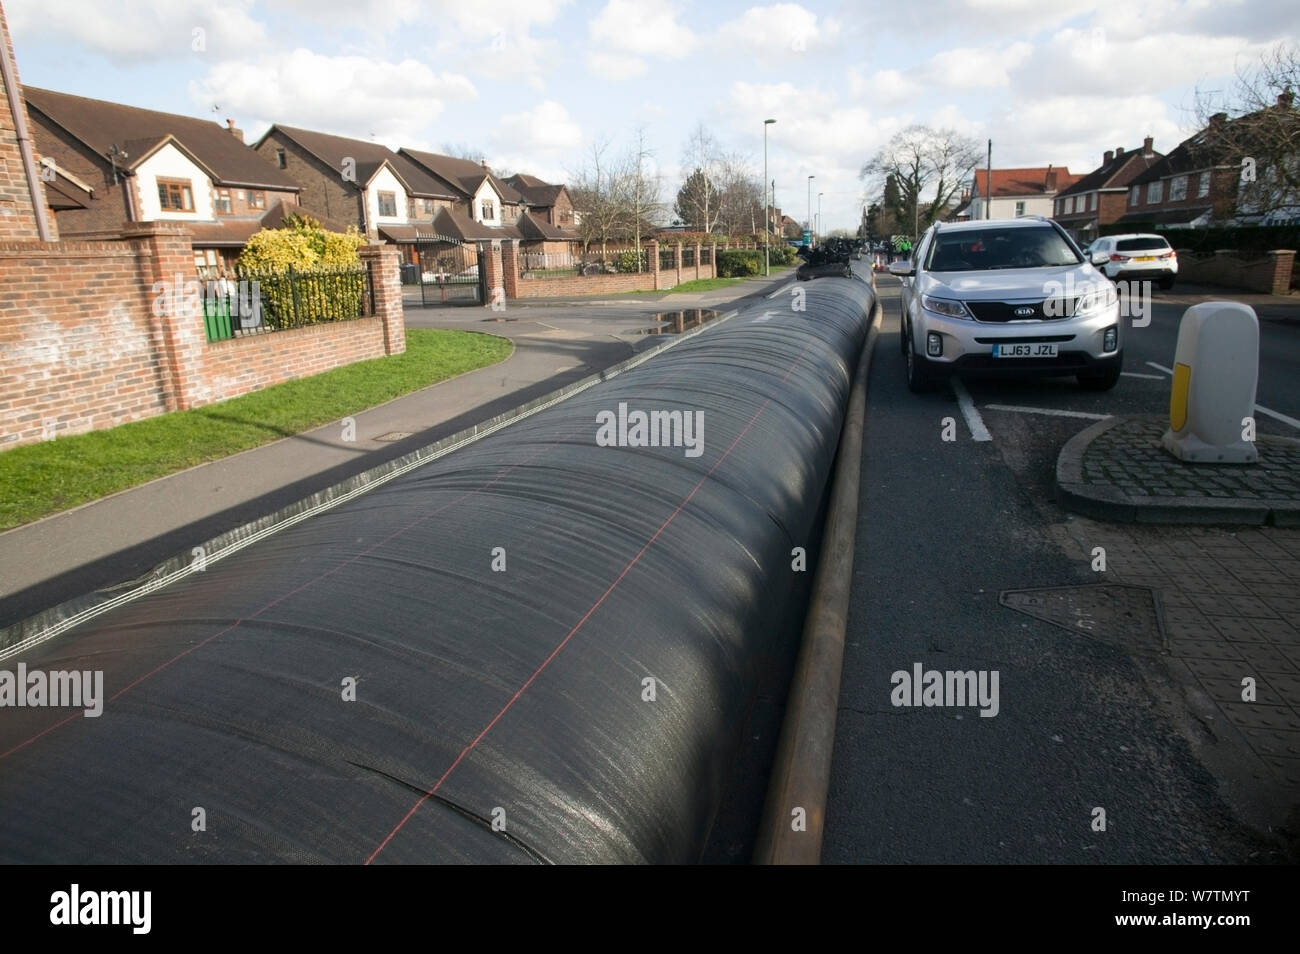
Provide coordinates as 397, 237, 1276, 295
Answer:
889, 217, 1122, 392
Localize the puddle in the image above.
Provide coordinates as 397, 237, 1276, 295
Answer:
634, 309, 719, 336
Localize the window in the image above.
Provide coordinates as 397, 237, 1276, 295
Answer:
214, 188, 232, 214
245, 190, 266, 209
1014, 200, 1025, 216
1197, 173, 1210, 198
1147, 181, 1163, 204
377, 191, 397, 217
1130, 185, 1139, 206
480, 199, 495, 221
275, 148, 287, 169
1169, 175, 1188, 202
421, 199, 434, 214
1089, 193, 1096, 211
1070, 196, 1079, 213
1115, 237, 1171, 253
157, 178, 195, 212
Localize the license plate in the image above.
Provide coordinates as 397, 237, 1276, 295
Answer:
1133, 256, 1156, 262
993, 343, 1058, 358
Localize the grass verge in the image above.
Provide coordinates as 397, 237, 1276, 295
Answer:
0, 329, 512, 531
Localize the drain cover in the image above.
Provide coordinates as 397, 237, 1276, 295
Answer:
999, 584, 1167, 652
373, 431, 413, 442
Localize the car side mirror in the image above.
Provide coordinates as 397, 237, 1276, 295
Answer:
1089, 250, 1109, 266
887, 261, 915, 277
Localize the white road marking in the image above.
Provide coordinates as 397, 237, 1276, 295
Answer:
984, 404, 1111, 420
951, 379, 992, 442
766, 282, 795, 299
753, 311, 774, 323
1143, 361, 1300, 431
1121, 371, 1165, 380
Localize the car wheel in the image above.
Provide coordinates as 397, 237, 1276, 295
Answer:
1077, 368, 1121, 391
1158, 276, 1174, 290
905, 329, 934, 393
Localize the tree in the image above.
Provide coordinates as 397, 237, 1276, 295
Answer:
860, 126, 981, 238
675, 169, 721, 232
622, 126, 663, 261
569, 138, 627, 254
677, 123, 725, 233
1194, 42, 1300, 222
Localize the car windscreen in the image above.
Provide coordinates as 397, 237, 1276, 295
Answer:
924, 227, 1082, 271
1115, 237, 1171, 252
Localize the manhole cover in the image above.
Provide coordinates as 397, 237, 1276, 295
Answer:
999, 584, 1167, 652
373, 431, 412, 442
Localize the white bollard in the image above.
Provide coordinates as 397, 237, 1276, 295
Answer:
1161, 302, 1259, 464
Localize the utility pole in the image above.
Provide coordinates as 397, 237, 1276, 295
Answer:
818, 191, 823, 242
986, 139, 992, 220
807, 175, 814, 246
764, 119, 775, 276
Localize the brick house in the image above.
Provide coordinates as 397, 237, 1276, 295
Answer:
1118, 96, 1300, 230
967, 166, 1081, 221
24, 87, 304, 271
504, 173, 577, 229
254, 125, 460, 259
1052, 138, 1163, 242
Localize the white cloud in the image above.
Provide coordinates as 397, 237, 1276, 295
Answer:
587, 51, 648, 81
6, 0, 267, 62
493, 100, 583, 154
923, 41, 1034, 88
589, 0, 695, 59
850, 68, 919, 105
718, 4, 841, 55
191, 49, 477, 145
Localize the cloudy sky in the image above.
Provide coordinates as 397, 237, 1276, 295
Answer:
7, 0, 1296, 233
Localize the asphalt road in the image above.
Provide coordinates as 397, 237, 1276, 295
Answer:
823, 276, 1293, 864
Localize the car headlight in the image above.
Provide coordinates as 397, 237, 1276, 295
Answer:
1075, 284, 1118, 317
921, 295, 971, 319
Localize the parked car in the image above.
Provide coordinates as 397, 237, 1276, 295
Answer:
888, 216, 1122, 392
1087, 233, 1178, 288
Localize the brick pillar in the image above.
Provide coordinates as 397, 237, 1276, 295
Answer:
710, 243, 718, 278
1268, 249, 1295, 296
358, 243, 405, 355
694, 242, 701, 280
123, 221, 202, 411
647, 239, 660, 290
479, 239, 504, 308
501, 238, 519, 299
674, 242, 682, 286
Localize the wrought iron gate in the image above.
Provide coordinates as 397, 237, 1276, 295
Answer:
404, 232, 486, 306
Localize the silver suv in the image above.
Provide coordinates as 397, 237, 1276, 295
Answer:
889, 217, 1122, 392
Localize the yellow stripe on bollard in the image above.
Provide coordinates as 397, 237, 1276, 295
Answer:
1169, 362, 1191, 432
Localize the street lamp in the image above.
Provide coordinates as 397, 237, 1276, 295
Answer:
764, 119, 775, 276
818, 191, 823, 242
807, 175, 814, 246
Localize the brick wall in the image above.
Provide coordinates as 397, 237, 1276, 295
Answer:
0, 224, 406, 449
0, 4, 48, 240
1173, 248, 1297, 295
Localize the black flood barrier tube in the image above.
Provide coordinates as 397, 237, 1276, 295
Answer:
0, 278, 875, 864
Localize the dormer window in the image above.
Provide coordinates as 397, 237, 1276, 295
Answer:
377, 191, 397, 217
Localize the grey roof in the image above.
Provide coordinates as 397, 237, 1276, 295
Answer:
399, 148, 524, 204
264, 125, 458, 198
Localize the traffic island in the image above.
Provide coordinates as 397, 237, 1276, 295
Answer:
1055, 415, 1300, 526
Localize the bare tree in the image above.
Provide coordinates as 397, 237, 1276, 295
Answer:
440, 142, 487, 162
678, 123, 724, 234
1194, 42, 1300, 222
569, 138, 628, 255
861, 125, 981, 238
622, 126, 664, 262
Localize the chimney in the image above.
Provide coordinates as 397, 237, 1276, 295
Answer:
1045, 164, 1057, 191
1143, 135, 1153, 156
225, 118, 244, 143
1114, 145, 1124, 159
1279, 89, 1295, 109
960, 186, 970, 202
1103, 149, 1114, 164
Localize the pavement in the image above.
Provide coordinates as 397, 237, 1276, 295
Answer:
0, 269, 797, 631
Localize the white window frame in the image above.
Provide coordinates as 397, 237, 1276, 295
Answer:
1130, 185, 1139, 206
1169, 175, 1188, 202
1147, 181, 1163, 204
1197, 173, 1210, 198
